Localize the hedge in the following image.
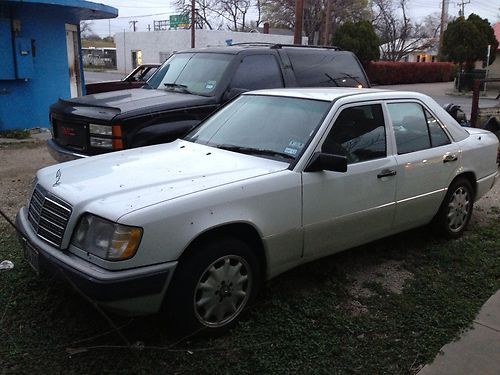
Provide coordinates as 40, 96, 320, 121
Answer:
366, 61, 457, 85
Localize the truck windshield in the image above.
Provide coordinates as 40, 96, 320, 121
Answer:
147, 53, 233, 96
185, 95, 331, 163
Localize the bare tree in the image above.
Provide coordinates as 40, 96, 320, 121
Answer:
174, 0, 261, 31
262, 0, 369, 45
80, 20, 94, 37
174, 0, 218, 30
372, 0, 432, 61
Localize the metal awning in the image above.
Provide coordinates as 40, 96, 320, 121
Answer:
7, 0, 118, 20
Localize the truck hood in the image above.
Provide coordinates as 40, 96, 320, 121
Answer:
55, 88, 217, 119
36, 140, 288, 222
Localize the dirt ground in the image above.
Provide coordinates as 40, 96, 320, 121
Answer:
0, 142, 56, 221
1, 140, 499, 303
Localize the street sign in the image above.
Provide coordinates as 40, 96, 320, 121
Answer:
170, 14, 190, 29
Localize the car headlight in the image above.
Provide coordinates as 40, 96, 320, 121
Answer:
71, 214, 142, 260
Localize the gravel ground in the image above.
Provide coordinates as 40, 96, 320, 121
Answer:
0, 142, 56, 221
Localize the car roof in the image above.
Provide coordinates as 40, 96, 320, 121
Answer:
175, 44, 344, 55
245, 88, 429, 102
245, 88, 386, 101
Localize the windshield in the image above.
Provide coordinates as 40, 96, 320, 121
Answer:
147, 52, 233, 96
185, 95, 331, 162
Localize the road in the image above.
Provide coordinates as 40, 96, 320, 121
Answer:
380, 82, 499, 117
83, 71, 499, 117
84, 70, 124, 83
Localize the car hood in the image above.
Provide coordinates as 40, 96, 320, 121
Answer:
56, 88, 217, 118
36, 140, 288, 222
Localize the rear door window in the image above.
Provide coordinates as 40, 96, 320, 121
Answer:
387, 102, 451, 154
286, 50, 368, 87
230, 54, 284, 90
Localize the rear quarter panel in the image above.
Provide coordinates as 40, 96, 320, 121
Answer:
458, 130, 499, 199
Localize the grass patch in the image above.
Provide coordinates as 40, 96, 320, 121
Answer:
1, 219, 499, 373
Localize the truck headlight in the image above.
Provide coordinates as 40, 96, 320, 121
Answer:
89, 124, 112, 135
71, 214, 142, 260
90, 137, 113, 148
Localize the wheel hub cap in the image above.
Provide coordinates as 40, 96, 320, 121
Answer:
194, 255, 251, 327
447, 187, 470, 232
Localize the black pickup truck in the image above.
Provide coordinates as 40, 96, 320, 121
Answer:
48, 43, 370, 161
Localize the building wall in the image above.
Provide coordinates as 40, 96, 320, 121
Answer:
114, 29, 306, 73
0, 4, 82, 130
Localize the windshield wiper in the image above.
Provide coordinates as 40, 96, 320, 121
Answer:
216, 144, 295, 160
163, 82, 193, 94
325, 72, 364, 87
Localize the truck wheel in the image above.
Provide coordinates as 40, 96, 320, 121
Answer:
164, 237, 260, 336
435, 177, 474, 239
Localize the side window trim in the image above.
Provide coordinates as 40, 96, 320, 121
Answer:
384, 99, 453, 155
318, 101, 389, 164
384, 99, 454, 144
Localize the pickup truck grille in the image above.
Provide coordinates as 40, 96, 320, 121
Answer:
52, 117, 88, 151
28, 184, 72, 248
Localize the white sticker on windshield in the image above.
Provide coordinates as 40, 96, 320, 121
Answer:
284, 147, 298, 156
205, 80, 216, 90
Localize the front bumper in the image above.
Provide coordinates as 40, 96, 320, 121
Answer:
46, 139, 88, 162
16, 207, 177, 315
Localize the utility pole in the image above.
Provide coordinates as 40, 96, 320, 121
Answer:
438, 0, 449, 61
191, 0, 196, 48
293, 0, 304, 45
324, 0, 331, 46
457, 0, 470, 17
129, 20, 138, 32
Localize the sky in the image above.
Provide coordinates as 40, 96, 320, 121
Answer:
88, 0, 499, 38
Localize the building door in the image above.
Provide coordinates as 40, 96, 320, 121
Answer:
65, 24, 82, 97
131, 50, 142, 69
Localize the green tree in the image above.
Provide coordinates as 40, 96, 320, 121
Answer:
332, 20, 380, 66
442, 14, 498, 71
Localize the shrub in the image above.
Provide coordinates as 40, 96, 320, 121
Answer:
366, 62, 457, 85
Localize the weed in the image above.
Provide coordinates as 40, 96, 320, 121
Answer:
0, 220, 499, 373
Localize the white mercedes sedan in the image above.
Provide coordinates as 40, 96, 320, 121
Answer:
17, 88, 498, 335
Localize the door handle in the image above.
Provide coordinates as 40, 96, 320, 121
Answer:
377, 169, 397, 178
443, 154, 458, 163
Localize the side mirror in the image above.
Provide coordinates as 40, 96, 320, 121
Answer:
304, 152, 348, 173
223, 88, 247, 102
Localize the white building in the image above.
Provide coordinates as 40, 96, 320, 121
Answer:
114, 29, 306, 73
380, 38, 438, 63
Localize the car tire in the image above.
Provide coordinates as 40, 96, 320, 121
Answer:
435, 177, 474, 238
163, 236, 261, 337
